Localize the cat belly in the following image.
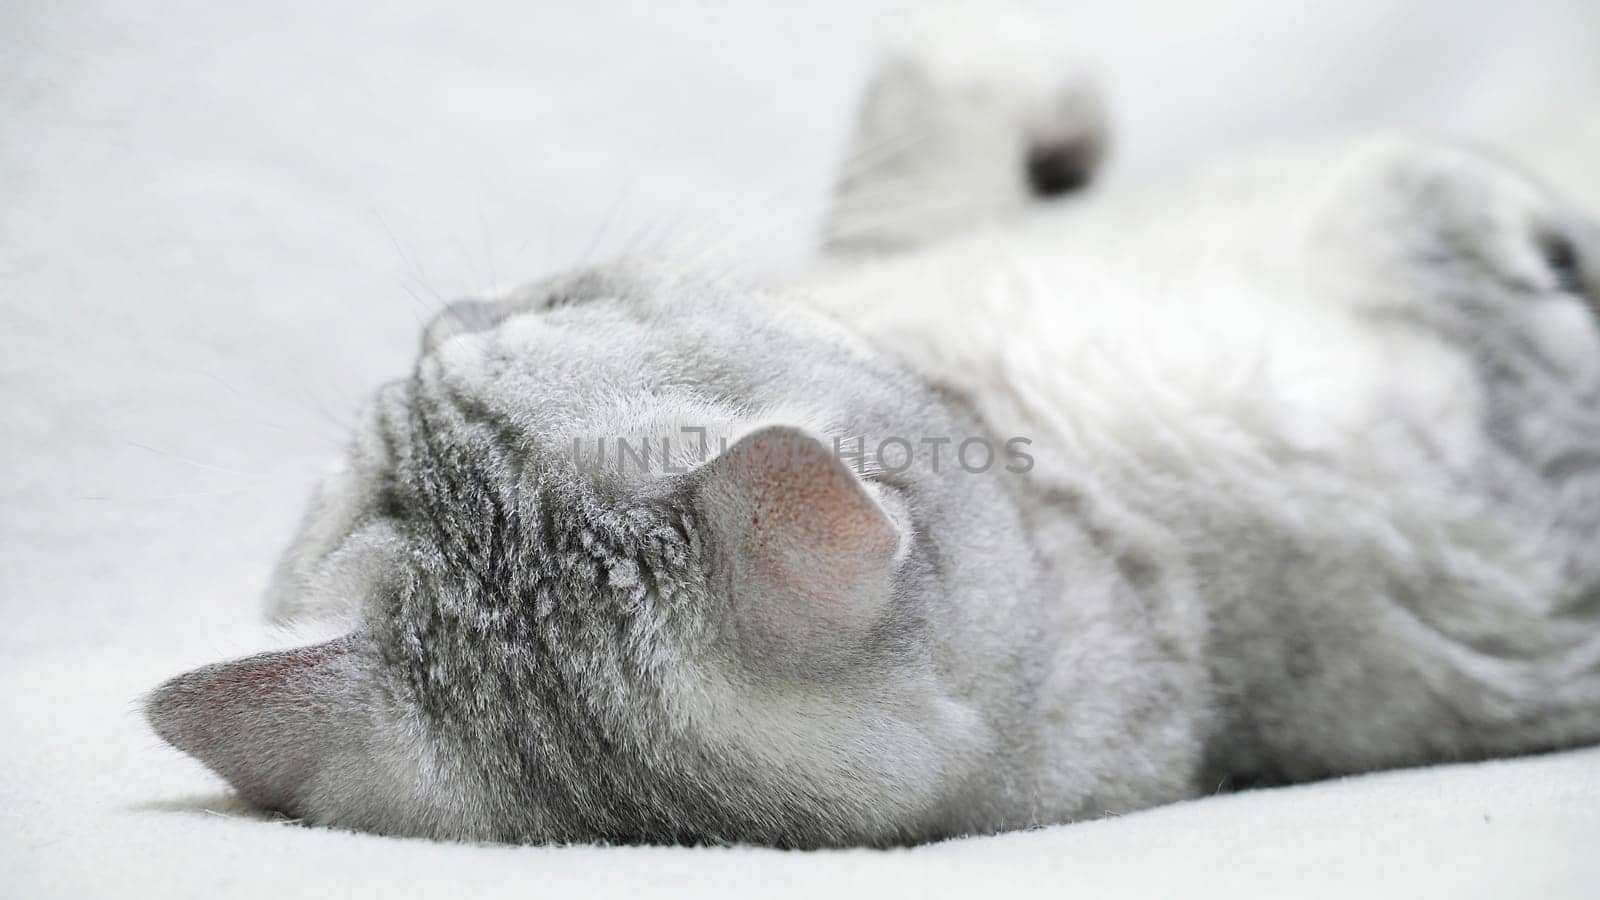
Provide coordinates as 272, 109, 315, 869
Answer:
807, 215, 1600, 801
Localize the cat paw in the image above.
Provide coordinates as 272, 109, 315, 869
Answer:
1304, 137, 1598, 319
824, 3, 1108, 252
1302, 137, 1600, 456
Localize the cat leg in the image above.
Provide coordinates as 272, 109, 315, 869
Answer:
1219, 139, 1600, 781
1299, 136, 1600, 538
822, 4, 1108, 254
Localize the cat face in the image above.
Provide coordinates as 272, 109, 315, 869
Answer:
146, 261, 1021, 846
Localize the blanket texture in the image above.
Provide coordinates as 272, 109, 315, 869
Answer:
4, 1, 1599, 896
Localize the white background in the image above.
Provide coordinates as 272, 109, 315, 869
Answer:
4, 1, 1600, 896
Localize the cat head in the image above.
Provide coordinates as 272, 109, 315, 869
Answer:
146, 260, 1026, 846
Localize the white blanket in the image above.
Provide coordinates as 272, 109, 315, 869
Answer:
5, 2, 1599, 896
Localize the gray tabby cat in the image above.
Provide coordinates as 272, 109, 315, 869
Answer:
147, 6, 1600, 847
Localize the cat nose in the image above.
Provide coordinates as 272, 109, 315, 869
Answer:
1025, 141, 1095, 198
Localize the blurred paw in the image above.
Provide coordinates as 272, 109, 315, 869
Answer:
826, 2, 1108, 251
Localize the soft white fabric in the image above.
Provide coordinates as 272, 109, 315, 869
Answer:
4, 2, 1599, 896
8, 640, 1600, 897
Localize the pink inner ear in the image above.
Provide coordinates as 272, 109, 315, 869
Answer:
734, 428, 899, 566
742, 432, 896, 554
703, 427, 901, 663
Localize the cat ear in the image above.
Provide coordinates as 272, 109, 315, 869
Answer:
696, 426, 904, 668
145, 637, 366, 814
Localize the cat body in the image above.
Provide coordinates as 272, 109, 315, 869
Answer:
810, 137, 1600, 798
147, 7, 1600, 846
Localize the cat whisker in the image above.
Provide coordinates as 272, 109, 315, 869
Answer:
78, 482, 284, 502
577, 181, 635, 269
625, 129, 941, 269
477, 200, 500, 296
122, 441, 270, 479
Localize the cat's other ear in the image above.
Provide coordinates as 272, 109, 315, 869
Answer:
145, 637, 368, 815
696, 426, 905, 670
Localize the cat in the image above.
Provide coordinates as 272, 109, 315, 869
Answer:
146, 5, 1600, 847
